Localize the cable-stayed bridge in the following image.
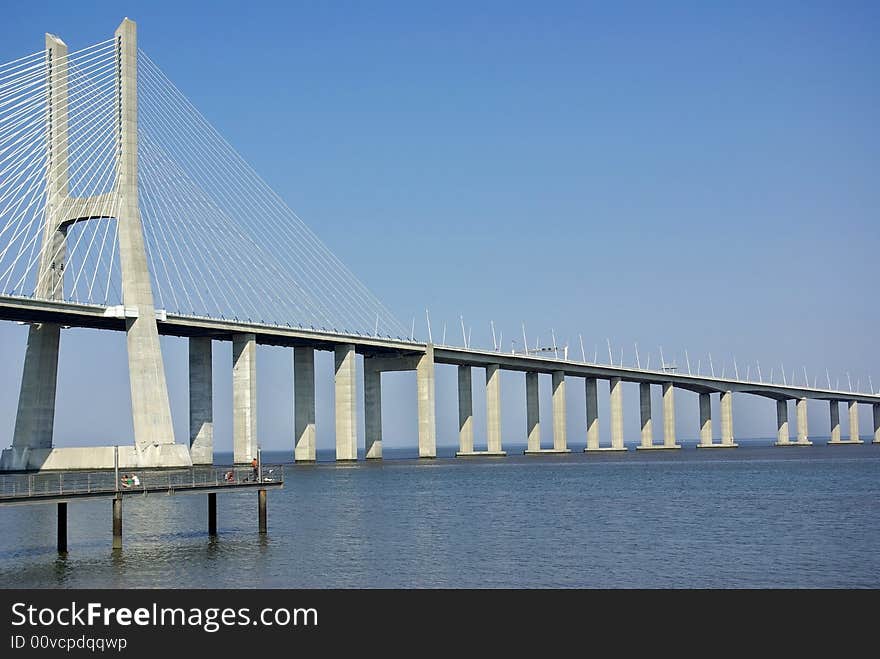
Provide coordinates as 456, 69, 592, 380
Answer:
1, 18, 878, 473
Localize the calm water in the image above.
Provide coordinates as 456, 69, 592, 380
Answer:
1, 440, 878, 588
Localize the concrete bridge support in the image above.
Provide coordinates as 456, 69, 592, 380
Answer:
584, 377, 626, 451
486, 364, 505, 455
637, 382, 653, 449
642, 382, 679, 449
189, 337, 213, 464
849, 401, 862, 444
293, 347, 316, 462
334, 344, 358, 461
364, 360, 382, 459
3, 19, 191, 470
698, 392, 736, 448
116, 19, 179, 457
829, 401, 864, 445
459, 364, 505, 456
829, 401, 841, 444
662, 383, 679, 449
584, 377, 600, 451
232, 333, 257, 464
456, 366, 474, 454
775, 399, 790, 446
792, 399, 809, 445
551, 371, 569, 452
874, 404, 880, 445
720, 391, 736, 447
525, 372, 541, 452
609, 377, 626, 451
416, 346, 437, 458
698, 393, 712, 447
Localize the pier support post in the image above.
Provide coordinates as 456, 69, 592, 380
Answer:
416, 345, 437, 458
775, 400, 790, 446
457, 366, 474, 454
662, 383, 679, 448
551, 371, 569, 452
189, 337, 213, 464
609, 377, 626, 450
638, 382, 653, 449
293, 347, 316, 462
720, 391, 736, 447
829, 401, 841, 444
525, 372, 540, 452
795, 397, 810, 445
486, 364, 504, 454
258, 489, 267, 534
364, 360, 382, 459
57, 502, 67, 554
584, 378, 600, 451
232, 333, 257, 464
112, 495, 122, 550
208, 492, 217, 536
874, 404, 880, 445
334, 344, 358, 461
115, 19, 177, 454
849, 401, 861, 443
698, 393, 712, 447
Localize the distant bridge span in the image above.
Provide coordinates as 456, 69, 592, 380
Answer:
0, 19, 877, 473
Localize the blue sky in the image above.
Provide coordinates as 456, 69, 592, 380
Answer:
0, 1, 878, 451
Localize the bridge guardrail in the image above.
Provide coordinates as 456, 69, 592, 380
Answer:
0, 465, 283, 501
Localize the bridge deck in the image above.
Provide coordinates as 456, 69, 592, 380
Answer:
0, 465, 283, 506
1, 294, 878, 404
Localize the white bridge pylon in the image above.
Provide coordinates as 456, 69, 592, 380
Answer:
0, 18, 407, 470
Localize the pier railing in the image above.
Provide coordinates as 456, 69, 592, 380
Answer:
0, 465, 284, 502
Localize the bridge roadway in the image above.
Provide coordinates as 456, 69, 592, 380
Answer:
2, 293, 877, 405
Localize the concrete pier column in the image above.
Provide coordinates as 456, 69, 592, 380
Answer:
293, 347, 316, 462
334, 344, 358, 461
829, 401, 841, 444
115, 20, 177, 453
57, 502, 67, 554
189, 337, 213, 464
874, 404, 880, 445
486, 364, 503, 454
416, 345, 437, 458
698, 393, 712, 447
363, 361, 382, 459
609, 377, 625, 450
796, 397, 809, 444
662, 383, 679, 448
848, 401, 861, 443
258, 489, 267, 534
720, 391, 736, 446
775, 400, 790, 446
457, 366, 474, 454
208, 492, 217, 537
552, 371, 568, 452
112, 495, 122, 550
232, 333, 257, 464
584, 378, 600, 451
7, 35, 68, 469
525, 372, 541, 452
638, 383, 653, 448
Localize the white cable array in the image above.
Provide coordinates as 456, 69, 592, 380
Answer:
137, 51, 407, 337
1, 41, 406, 336
0, 40, 122, 305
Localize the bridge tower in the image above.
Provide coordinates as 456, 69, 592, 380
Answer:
1, 19, 190, 470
